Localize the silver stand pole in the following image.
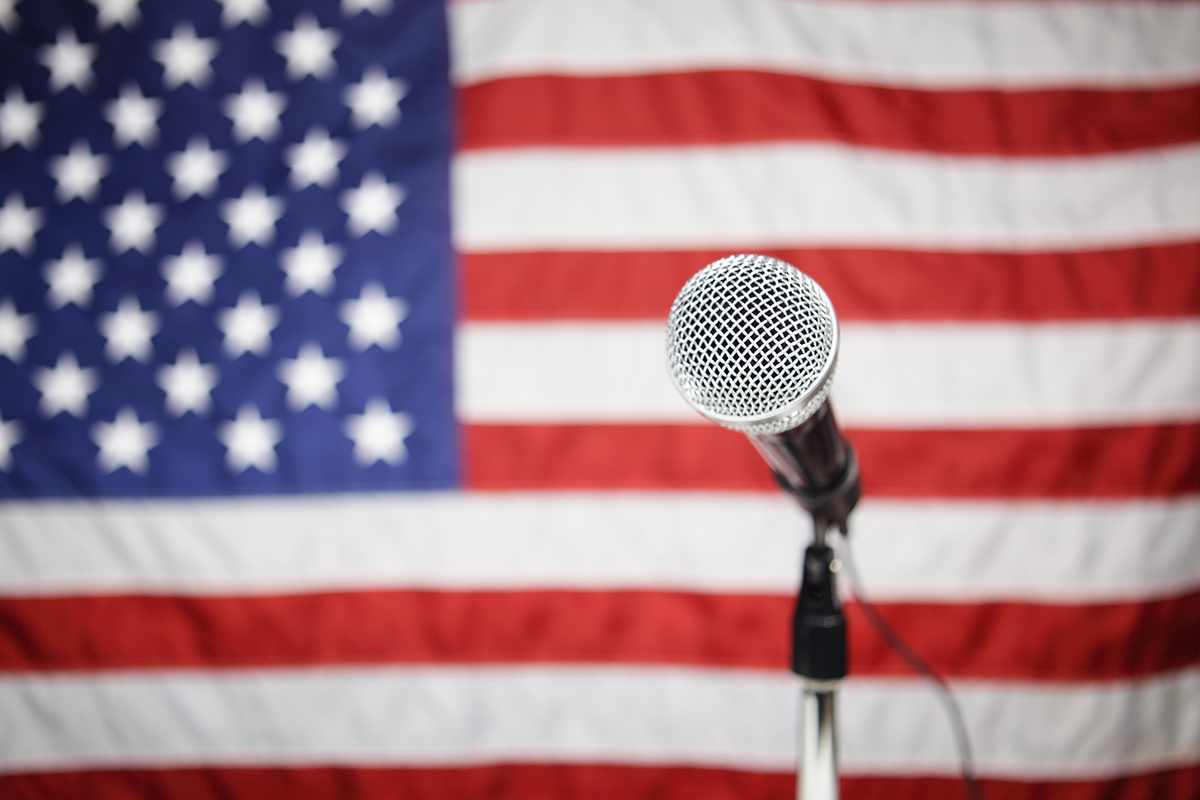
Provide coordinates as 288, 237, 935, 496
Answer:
798, 681, 839, 800
792, 516, 844, 800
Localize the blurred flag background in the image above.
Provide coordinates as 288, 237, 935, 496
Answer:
1, 0, 1199, 798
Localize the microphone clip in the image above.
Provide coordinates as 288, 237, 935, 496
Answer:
792, 542, 847, 681
773, 447, 861, 536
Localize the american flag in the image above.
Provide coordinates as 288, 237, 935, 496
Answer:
1, 0, 1199, 798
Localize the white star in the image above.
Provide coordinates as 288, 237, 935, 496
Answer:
285, 127, 346, 189
222, 77, 286, 143
161, 240, 222, 306
0, 298, 35, 362
218, 404, 283, 473
166, 137, 228, 199
0, 0, 18, 34
0, 412, 21, 471
220, 184, 284, 248
43, 243, 102, 309
277, 341, 345, 411
156, 347, 218, 416
98, 294, 159, 363
343, 66, 406, 129
342, 0, 393, 16
340, 172, 403, 237
345, 397, 412, 466
92, 406, 159, 474
217, 0, 269, 27
87, 0, 140, 30
104, 84, 161, 149
0, 193, 43, 255
38, 29, 97, 93
216, 290, 279, 358
151, 22, 218, 90
103, 189, 163, 254
280, 230, 342, 297
275, 14, 340, 81
339, 282, 407, 350
0, 87, 45, 150
31, 352, 100, 418
47, 140, 109, 203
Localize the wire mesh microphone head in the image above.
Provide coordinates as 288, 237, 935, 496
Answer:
665, 254, 839, 435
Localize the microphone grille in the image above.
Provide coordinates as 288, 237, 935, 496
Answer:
665, 254, 839, 435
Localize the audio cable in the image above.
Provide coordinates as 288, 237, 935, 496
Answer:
836, 528, 987, 800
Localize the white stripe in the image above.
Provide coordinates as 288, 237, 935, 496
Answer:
457, 321, 699, 423
2, 665, 1198, 777
848, 499, 1200, 602
842, 670, 1200, 778
2, 494, 1198, 601
454, 144, 1200, 252
455, 320, 1200, 427
450, 0, 1200, 88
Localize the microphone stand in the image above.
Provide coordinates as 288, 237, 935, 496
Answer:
772, 445, 857, 800
792, 514, 845, 800
752, 405, 860, 800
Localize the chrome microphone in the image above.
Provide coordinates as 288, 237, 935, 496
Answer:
665, 254, 860, 532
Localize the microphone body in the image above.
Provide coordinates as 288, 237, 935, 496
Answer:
750, 401, 860, 532
665, 254, 860, 531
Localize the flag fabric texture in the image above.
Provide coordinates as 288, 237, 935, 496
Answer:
1, 0, 1199, 798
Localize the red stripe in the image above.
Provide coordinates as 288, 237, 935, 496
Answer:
0, 590, 785, 673
461, 244, 1200, 322
4, 589, 1196, 680
847, 594, 1200, 681
464, 423, 1200, 497
4, 764, 1198, 800
459, 72, 1200, 155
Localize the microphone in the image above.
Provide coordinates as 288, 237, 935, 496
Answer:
665, 254, 861, 532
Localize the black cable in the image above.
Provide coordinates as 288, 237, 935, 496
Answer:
836, 528, 987, 800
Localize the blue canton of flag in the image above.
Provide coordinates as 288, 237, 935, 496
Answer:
0, 0, 457, 497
